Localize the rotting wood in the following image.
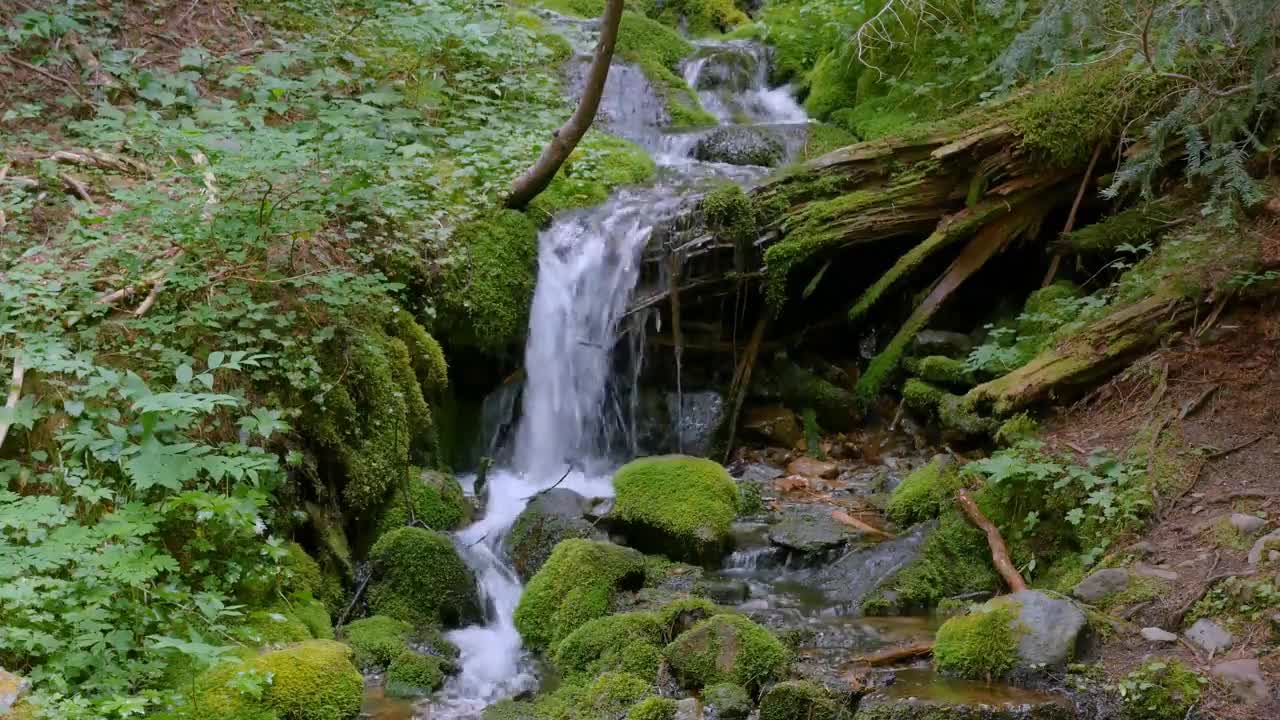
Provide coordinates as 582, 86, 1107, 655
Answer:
956, 488, 1027, 592
722, 312, 768, 462
852, 641, 934, 666
831, 509, 894, 540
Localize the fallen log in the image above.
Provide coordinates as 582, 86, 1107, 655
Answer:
956, 488, 1027, 592
852, 641, 935, 666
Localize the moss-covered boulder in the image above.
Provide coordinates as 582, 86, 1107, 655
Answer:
704, 682, 752, 720
343, 615, 412, 669
434, 209, 538, 352
693, 126, 785, 167
611, 455, 739, 564
627, 696, 679, 720
197, 640, 363, 720
513, 539, 646, 650
373, 469, 470, 536
234, 610, 314, 647
885, 455, 960, 526
584, 672, 654, 720
505, 488, 604, 581
553, 611, 666, 680
367, 526, 481, 628
775, 360, 857, 432
934, 590, 1086, 680
663, 614, 789, 692
874, 508, 999, 611
933, 604, 1022, 679
386, 650, 445, 697
759, 680, 847, 720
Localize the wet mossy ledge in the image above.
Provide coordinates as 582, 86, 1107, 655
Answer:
610, 455, 741, 564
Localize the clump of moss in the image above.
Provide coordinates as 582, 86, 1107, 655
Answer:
585, 672, 653, 719
627, 696, 678, 720
933, 604, 1021, 679
1061, 199, 1181, 255
1118, 660, 1205, 720
802, 123, 859, 160
737, 481, 764, 516
235, 610, 314, 647
373, 469, 469, 536
386, 650, 445, 697
910, 355, 976, 388
291, 595, 334, 641
652, 0, 748, 36
656, 596, 719, 640
759, 680, 845, 720
553, 611, 666, 680
995, 413, 1039, 445
702, 183, 758, 269
532, 131, 657, 218
514, 539, 646, 650
902, 378, 944, 414
198, 640, 363, 720
775, 360, 857, 432
367, 526, 481, 628
664, 613, 789, 692
886, 456, 961, 526
611, 455, 740, 564
343, 615, 412, 669
883, 508, 1000, 609
435, 209, 538, 352
804, 49, 860, 121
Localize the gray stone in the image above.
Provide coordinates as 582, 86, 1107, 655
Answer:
767, 505, 861, 559
674, 696, 700, 720
1212, 659, 1272, 704
911, 330, 974, 358
0, 668, 29, 716
701, 578, 751, 605
1133, 563, 1180, 582
816, 522, 932, 607
997, 590, 1088, 671
1072, 568, 1131, 602
736, 462, 785, 484
1229, 513, 1268, 535
1247, 528, 1280, 565
836, 467, 889, 496
1185, 618, 1233, 655
668, 390, 726, 458
693, 126, 785, 167
1140, 627, 1178, 643
504, 489, 603, 581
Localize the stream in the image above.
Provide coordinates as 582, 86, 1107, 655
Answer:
368, 13, 1061, 720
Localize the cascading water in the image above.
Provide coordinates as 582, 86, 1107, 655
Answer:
422, 18, 812, 720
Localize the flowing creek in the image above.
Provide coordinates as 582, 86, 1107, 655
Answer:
364, 13, 1063, 720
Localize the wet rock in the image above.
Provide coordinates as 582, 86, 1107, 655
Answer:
951, 590, 1085, 675
690, 47, 756, 93
911, 330, 974, 358
767, 505, 861, 560
787, 457, 839, 479
669, 390, 726, 457
701, 578, 751, 605
1072, 568, 1130, 603
505, 489, 603, 581
693, 126, 785, 167
836, 467, 889, 496
816, 522, 932, 609
1212, 659, 1271, 704
1184, 618, 1233, 655
737, 462, 785, 484
674, 697, 701, 720
1133, 563, 1179, 582
743, 405, 803, 447
1230, 513, 1268, 534
1247, 528, 1280, 565
1140, 627, 1178, 643
0, 669, 29, 716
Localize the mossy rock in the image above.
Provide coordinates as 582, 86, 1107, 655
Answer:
933, 604, 1022, 680
663, 613, 789, 692
373, 469, 470, 536
906, 356, 976, 389
367, 526, 481, 628
234, 610, 314, 647
435, 209, 539, 352
614, 12, 716, 128
877, 508, 999, 611
627, 696, 678, 720
291, 595, 335, 641
513, 539, 646, 650
505, 488, 603, 582
703, 682, 751, 720
553, 611, 666, 680
611, 455, 739, 564
343, 615, 412, 669
197, 640, 362, 720
885, 455, 960, 526
759, 680, 847, 720
776, 360, 857, 432
385, 650, 445, 697
531, 131, 657, 218
584, 672, 654, 720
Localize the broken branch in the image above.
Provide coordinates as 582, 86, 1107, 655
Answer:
956, 488, 1027, 592
0, 355, 26, 451
852, 641, 934, 666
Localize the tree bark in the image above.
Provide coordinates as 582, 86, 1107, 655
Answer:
956, 488, 1027, 592
505, 0, 624, 210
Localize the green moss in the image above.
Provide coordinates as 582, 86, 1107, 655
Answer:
585, 672, 653, 718
995, 413, 1039, 446
885, 508, 1000, 610
886, 457, 961, 526
553, 611, 666, 680
367, 526, 480, 628
664, 613, 789, 692
802, 123, 859, 161
531, 131, 657, 219
703, 683, 751, 719
373, 469, 469, 536
654, 0, 748, 35
343, 615, 412, 669
611, 455, 739, 563
537, 31, 573, 63
902, 378, 945, 414
737, 481, 764, 516
758, 680, 844, 720
702, 183, 757, 269
290, 595, 334, 641
514, 539, 646, 650
615, 12, 716, 128
912, 356, 976, 388
656, 596, 719, 640
386, 650, 445, 696
254, 640, 363, 720
627, 696, 678, 720
804, 49, 860, 122
391, 310, 448, 398
1118, 660, 1205, 720
1061, 200, 1181, 255
758, 0, 852, 86
436, 209, 538, 352
775, 361, 857, 432
235, 610, 313, 647
933, 604, 1020, 679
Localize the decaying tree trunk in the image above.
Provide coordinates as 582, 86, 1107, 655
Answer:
505, 0, 624, 209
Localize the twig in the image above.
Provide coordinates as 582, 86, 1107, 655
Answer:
133, 279, 163, 316
723, 313, 768, 462
335, 572, 372, 630
1178, 384, 1218, 420
524, 465, 573, 500
0, 163, 8, 231
1043, 143, 1103, 286
4, 55, 90, 104
1206, 434, 1268, 461
59, 172, 93, 205
956, 488, 1027, 592
0, 355, 25, 451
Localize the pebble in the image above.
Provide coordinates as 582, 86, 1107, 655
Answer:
1247, 528, 1280, 565
1072, 568, 1131, 603
1229, 513, 1268, 534
1211, 659, 1272, 704
1140, 627, 1178, 643
1185, 618, 1234, 655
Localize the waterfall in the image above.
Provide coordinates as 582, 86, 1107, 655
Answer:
426, 28, 811, 720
